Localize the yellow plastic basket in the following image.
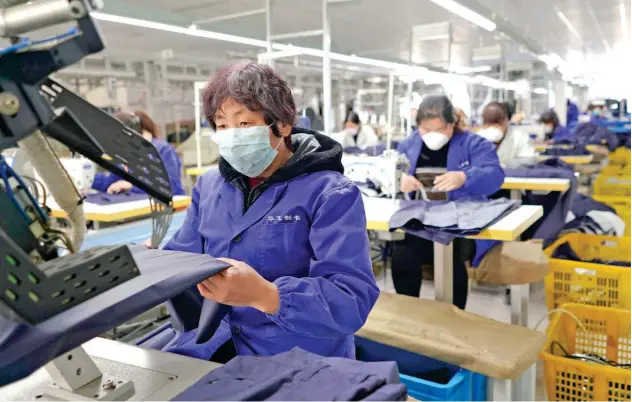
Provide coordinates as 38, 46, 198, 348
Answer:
544, 234, 631, 310
593, 195, 631, 237
594, 175, 631, 197
608, 148, 631, 167
600, 165, 631, 177
540, 303, 631, 401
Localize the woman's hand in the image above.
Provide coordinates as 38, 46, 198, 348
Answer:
400, 173, 423, 193
142, 239, 153, 248
198, 258, 280, 314
433, 171, 466, 192
107, 180, 133, 194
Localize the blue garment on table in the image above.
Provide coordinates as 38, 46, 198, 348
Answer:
537, 157, 575, 171
504, 166, 577, 245
84, 191, 148, 205
162, 128, 379, 361
92, 137, 185, 196
573, 123, 619, 151
344, 144, 387, 156
550, 125, 574, 143
173, 347, 407, 401
397, 130, 505, 267
567, 100, 579, 126
571, 194, 615, 217
551, 241, 630, 267
388, 198, 520, 266
0, 246, 228, 386
542, 145, 590, 156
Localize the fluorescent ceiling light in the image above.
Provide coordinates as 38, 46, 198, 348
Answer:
556, 10, 581, 38
418, 34, 450, 42
620, 2, 628, 39
91, 12, 514, 89
427, 0, 496, 31
533, 87, 548, 95
450, 65, 492, 74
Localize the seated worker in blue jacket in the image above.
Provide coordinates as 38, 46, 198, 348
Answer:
393, 94, 505, 309
160, 62, 379, 361
91, 110, 185, 195
539, 110, 573, 144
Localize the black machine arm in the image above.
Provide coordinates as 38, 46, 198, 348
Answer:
0, 0, 176, 324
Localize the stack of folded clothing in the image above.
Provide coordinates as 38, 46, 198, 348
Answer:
388, 198, 521, 245
173, 347, 408, 401
551, 242, 630, 267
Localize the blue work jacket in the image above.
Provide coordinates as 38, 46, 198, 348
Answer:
92, 137, 185, 196
397, 130, 505, 265
550, 125, 574, 143
160, 141, 379, 360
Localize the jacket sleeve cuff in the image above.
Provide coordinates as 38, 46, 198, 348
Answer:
462, 168, 475, 189
265, 279, 291, 322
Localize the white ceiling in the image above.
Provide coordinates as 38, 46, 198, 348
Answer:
93, 0, 626, 66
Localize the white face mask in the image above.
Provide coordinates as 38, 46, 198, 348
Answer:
421, 132, 450, 150
578, 114, 591, 123
543, 125, 554, 134
344, 127, 359, 136
477, 127, 504, 143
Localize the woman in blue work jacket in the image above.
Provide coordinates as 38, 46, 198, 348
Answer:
160, 62, 379, 362
393, 95, 505, 309
539, 110, 573, 144
91, 111, 185, 195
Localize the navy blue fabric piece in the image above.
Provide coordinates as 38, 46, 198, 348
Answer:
504, 166, 578, 244
536, 158, 575, 171
557, 215, 617, 238
84, 191, 148, 205
388, 198, 520, 246
571, 194, 616, 217
541, 146, 591, 156
552, 242, 630, 267
173, 347, 407, 401
343, 144, 387, 156
0, 246, 229, 386
573, 123, 620, 151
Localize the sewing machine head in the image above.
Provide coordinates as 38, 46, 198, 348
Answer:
342, 149, 409, 197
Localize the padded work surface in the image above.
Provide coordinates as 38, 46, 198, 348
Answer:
0, 246, 228, 386
356, 292, 547, 380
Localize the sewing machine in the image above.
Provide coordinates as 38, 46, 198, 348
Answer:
0, 1, 224, 400
342, 150, 409, 198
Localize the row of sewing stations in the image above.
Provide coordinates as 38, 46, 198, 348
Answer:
54, 117, 607, 402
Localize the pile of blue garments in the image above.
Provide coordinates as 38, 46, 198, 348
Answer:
541, 145, 591, 156
388, 198, 521, 245
551, 242, 630, 267
571, 122, 620, 151
173, 347, 407, 401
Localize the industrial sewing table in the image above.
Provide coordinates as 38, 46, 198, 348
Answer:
47, 195, 192, 230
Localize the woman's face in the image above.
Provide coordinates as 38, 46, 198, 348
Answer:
418, 117, 454, 139
215, 97, 290, 146
343, 121, 360, 134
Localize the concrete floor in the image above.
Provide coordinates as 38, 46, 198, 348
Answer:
375, 268, 549, 401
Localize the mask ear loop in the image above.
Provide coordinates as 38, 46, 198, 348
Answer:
269, 122, 285, 151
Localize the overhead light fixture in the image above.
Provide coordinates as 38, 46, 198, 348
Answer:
556, 10, 581, 38
91, 12, 514, 89
620, 2, 628, 39
533, 87, 548, 95
427, 0, 496, 31
450, 65, 492, 74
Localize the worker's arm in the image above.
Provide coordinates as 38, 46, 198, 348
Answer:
461, 136, 505, 196
266, 183, 379, 337
91, 172, 120, 193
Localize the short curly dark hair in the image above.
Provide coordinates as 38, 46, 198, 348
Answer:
202, 62, 296, 148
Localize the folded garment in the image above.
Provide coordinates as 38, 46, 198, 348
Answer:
558, 215, 618, 237
84, 191, 148, 205
542, 146, 591, 156
173, 347, 407, 401
505, 166, 578, 245
571, 194, 616, 217
388, 198, 521, 245
551, 242, 630, 267
0, 246, 228, 386
573, 122, 620, 151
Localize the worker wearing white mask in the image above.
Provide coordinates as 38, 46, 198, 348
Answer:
394, 94, 505, 309
335, 111, 379, 149
476, 102, 537, 167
